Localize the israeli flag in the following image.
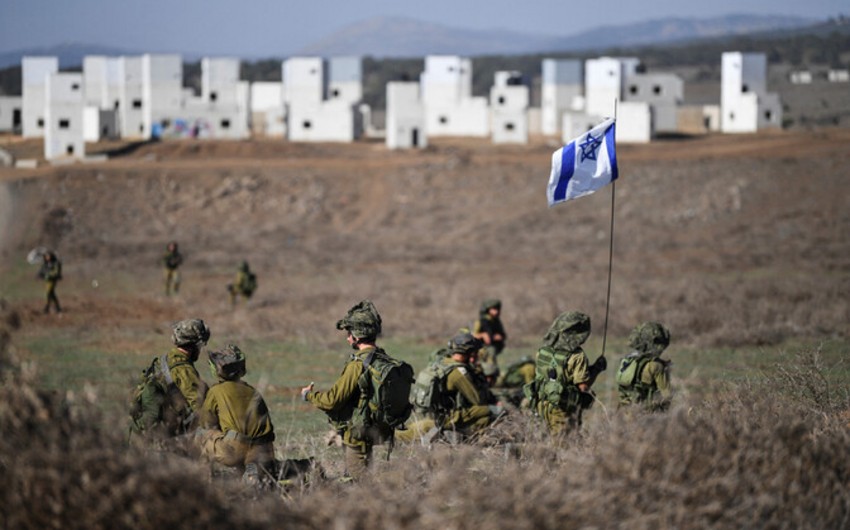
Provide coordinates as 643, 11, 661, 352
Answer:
547, 118, 618, 207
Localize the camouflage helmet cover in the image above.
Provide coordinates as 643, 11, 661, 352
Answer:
628, 321, 671, 356
336, 299, 382, 340
238, 261, 249, 272
480, 298, 502, 314
208, 344, 246, 380
172, 318, 211, 348
542, 311, 591, 352
447, 332, 484, 356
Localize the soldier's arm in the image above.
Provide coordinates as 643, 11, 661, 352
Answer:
568, 353, 591, 391
446, 368, 483, 406
472, 319, 492, 344
199, 389, 221, 430
647, 361, 672, 399
171, 365, 205, 412
307, 360, 361, 412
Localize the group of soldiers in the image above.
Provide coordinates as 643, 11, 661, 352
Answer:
35, 242, 258, 314
129, 298, 672, 483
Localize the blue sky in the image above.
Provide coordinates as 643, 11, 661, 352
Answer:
0, 0, 845, 55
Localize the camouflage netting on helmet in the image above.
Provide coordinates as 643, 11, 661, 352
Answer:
628, 321, 671, 356
448, 332, 483, 356
336, 299, 382, 340
542, 311, 591, 352
172, 318, 211, 348
209, 344, 247, 380
479, 299, 501, 314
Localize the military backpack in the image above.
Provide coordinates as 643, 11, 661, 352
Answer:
616, 352, 656, 401
352, 348, 415, 434
243, 271, 257, 295
411, 359, 463, 417
523, 347, 590, 411
128, 354, 191, 435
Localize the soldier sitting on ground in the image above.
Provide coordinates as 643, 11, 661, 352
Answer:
162, 241, 183, 296
616, 322, 673, 412
399, 332, 504, 444
227, 261, 257, 305
129, 319, 210, 442
38, 250, 62, 314
196, 344, 276, 484
492, 356, 535, 406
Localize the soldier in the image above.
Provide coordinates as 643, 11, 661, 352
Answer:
196, 344, 276, 483
400, 332, 503, 444
526, 311, 605, 438
299, 300, 393, 480
38, 251, 62, 314
227, 261, 257, 305
493, 356, 535, 406
617, 322, 672, 412
162, 241, 183, 296
472, 299, 507, 382
129, 319, 210, 439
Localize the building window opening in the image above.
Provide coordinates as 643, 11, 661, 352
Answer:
102, 126, 108, 137
439, 116, 448, 124
37, 118, 44, 128
653, 85, 662, 95
221, 119, 231, 129
114, 100, 120, 109
132, 99, 142, 109
332, 89, 340, 97
764, 110, 773, 121
303, 120, 312, 129
729, 112, 735, 121
505, 123, 515, 131
629, 85, 638, 95
161, 119, 171, 128
66, 145, 74, 155
210, 92, 218, 102
742, 84, 749, 93
71, 83, 80, 90
498, 96, 506, 105
59, 119, 70, 129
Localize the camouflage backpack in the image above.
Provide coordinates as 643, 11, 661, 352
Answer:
411, 359, 463, 417
128, 354, 191, 435
242, 271, 257, 295
351, 348, 415, 435
501, 356, 533, 387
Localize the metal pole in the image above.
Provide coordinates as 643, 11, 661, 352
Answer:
600, 100, 618, 358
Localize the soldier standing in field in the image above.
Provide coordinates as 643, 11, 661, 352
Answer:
616, 322, 673, 412
38, 250, 62, 314
162, 241, 183, 296
196, 344, 276, 483
227, 261, 257, 306
472, 299, 507, 384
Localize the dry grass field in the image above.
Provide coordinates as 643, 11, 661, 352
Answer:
1, 129, 849, 528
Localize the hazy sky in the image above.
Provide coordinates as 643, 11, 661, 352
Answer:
0, 0, 845, 56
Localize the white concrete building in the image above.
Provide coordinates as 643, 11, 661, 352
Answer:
490, 71, 528, 144
142, 54, 183, 139
186, 57, 250, 139
420, 55, 489, 137
81, 56, 121, 141
119, 56, 145, 139
385, 81, 426, 149
283, 56, 363, 142
585, 57, 639, 118
623, 72, 684, 134
721, 52, 782, 133
541, 59, 583, 136
0, 96, 22, 133
250, 81, 285, 137
44, 72, 85, 160
22, 56, 58, 138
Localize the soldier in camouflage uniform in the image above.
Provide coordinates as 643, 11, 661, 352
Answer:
472, 299, 507, 384
162, 241, 183, 296
398, 332, 502, 444
617, 322, 672, 412
527, 311, 605, 438
197, 344, 276, 483
227, 261, 257, 305
38, 251, 62, 314
130, 319, 210, 438
300, 300, 392, 480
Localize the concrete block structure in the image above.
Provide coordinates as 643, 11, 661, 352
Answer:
83, 106, 119, 141
420, 55, 489, 137
585, 57, 639, 118
623, 72, 684, 134
283, 56, 363, 142
616, 101, 652, 143
541, 59, 583, 136
82, 56, 121, 141
22, 56, 58, 138
721, 52, 782, 133
0, 96, 23, 133
250, 81, 285, 137
385, 81, 426, 149
44, 72, 85, 160
490, 71, 528, 144
119, 56, 145, 139
142, 54, 183, 139
182, 57, 250, 139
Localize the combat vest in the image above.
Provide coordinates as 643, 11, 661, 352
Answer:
411, 359, 465, 419
524, 347, 588, 411
616, 352, 658, 403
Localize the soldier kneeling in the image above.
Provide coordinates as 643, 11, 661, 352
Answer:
196, 344, 276, 484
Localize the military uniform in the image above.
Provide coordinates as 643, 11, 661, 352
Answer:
198, 379, 275, 470
536, 349, 590, 435
306, 346, 392, 479
162, 244, 183, 296
617, 322, 673, 412
473, 299, 507, 378
227, 262, 256, 305
39, 253, 62, 314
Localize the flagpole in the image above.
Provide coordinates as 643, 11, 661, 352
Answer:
600, 100, 618, 359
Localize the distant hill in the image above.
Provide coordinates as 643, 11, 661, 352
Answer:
299, 14, 816, 58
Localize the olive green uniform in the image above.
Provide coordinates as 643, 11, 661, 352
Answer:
306, 346, 391, 479
198, 379, 275, 469
162, 249, 183, 295
41, 258, 62, 313
618, 356, 671, 411
228, 268, 255, 304
536, 348, 591, 436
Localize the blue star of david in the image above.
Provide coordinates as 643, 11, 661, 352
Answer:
578, 131, 602, 163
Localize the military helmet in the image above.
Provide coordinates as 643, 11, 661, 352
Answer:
628, 321, 671, 356
542, 311, 591, 352
208, 344, 246, 380
480, 299, 502, 313
172, 318, 211, 349
448, 332, 483, 356
239, 261, 249, 272
336, 299, 382, 340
